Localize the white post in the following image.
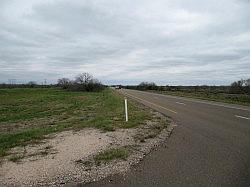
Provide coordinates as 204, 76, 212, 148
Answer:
124, 98, 128, 122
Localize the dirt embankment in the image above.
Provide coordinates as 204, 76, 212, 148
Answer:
0, 111, 174, 187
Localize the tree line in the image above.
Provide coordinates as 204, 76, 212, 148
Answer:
1, 76, 249, 94
0, 73, 104, 92
124, 79, 250, 95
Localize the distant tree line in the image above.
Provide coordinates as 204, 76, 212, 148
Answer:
0, 81, 52, 89
124, 78, 250, 95
1, 76, 249, 94
137, 82, 158, 90
0, 73, 104, 92
57, 73, 104, 92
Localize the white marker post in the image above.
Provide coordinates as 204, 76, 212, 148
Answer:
124, 98, 128, 122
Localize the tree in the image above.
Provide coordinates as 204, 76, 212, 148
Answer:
75, 73, 93, 84
57, 73, 104, 92
57, 78, 71, 89
244, 79, 250, 86
230, 78, 250, 94
243, 79, 250, 94
27, 81, 37, 88
138, 82, 157, 90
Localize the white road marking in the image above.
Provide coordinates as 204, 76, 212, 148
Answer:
235, 115, 250, 120
176, 102, 186, 105
123, 92, 177, 114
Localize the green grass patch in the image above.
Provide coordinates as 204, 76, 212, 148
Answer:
0, 88, 151, 157
8, 154, 24, 162
94, 148, 129, 164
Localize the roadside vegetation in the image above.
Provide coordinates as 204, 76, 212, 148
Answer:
0, 87, 150, 158
57, 72, 104, 92
94, 148, 129, 164
0, 72, 104, 92
124, 79, 250, 105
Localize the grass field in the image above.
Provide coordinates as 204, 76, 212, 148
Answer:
149, 90, 250, 106
0, 88, 151, 158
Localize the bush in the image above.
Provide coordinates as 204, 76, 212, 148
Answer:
230, 79, 250, 94
57, 78, 71, 89
27, 81, 37, 88
57, 73, 104, 92
137, 82, 157, 90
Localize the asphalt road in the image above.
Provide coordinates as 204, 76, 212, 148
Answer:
81, 89, 250, 187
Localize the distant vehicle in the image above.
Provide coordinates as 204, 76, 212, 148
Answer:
115, 85, 122, 89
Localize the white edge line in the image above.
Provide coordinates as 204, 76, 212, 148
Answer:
121, 91, 177, 114
235, 115, 250, 120
176, 102, 186, 105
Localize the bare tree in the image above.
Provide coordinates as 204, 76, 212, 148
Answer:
244, 79, 250, 86
57, 78, 70, 89
75, 73, 93, 84
57, 73, 104, 92
230, 78, 250, 94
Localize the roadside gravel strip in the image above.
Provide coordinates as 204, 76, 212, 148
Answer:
0, 111, 174, 187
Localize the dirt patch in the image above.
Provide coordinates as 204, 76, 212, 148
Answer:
0, 112, 174, 187
0, 117, 59, 133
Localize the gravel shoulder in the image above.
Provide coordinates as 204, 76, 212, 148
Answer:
0, 111, 174, 187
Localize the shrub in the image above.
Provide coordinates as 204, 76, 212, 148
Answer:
57, 73, 104, 92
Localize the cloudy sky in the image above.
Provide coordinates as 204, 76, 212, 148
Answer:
0, 0, 250, 85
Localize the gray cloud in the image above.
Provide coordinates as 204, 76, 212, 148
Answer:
0, 0, 250, 85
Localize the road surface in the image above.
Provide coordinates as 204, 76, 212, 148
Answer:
81, 89, 250, 187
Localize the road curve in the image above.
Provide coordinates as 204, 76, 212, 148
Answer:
81, 89, 250, 187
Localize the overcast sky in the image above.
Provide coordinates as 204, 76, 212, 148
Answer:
0, 0, 250, 85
